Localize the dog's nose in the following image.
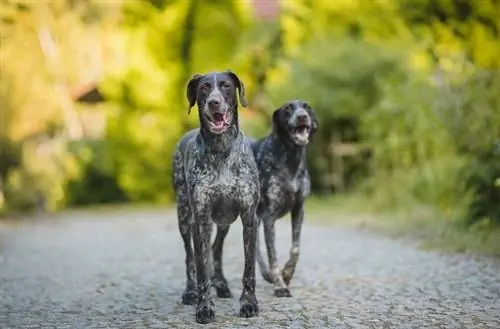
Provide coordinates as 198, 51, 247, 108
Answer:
208, 99, 221, 108
297, 114, 308, 122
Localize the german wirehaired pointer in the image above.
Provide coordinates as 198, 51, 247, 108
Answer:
250, 100, 318, 297
172, 71, 260, 324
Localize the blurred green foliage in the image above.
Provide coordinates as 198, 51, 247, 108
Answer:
98, 0, 251, 203
1, 0, 499, 228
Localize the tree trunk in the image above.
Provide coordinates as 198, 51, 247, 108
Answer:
36, 4, 84, 141
179, 0, 198, 130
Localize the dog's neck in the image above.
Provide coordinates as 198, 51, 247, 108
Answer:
269, 133, 306, 175
199, 110, 241, 155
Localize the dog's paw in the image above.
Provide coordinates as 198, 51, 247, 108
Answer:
282, 268, 294, 286
274, 287, 292, 298
215, 286, 233, 298
239, 295, 259, 318
181, 289, 198, 305
196, 298, 215, 324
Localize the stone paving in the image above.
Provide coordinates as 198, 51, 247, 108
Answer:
1, 209, 499, 328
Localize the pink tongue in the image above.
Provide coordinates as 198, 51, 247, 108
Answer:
212, 113, 227, 128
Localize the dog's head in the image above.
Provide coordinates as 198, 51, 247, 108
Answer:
186, 70, 247, 134
272, 100, 318, 147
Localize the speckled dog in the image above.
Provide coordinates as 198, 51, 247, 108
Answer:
250, 100, 318, 298
171, 71, 260, 324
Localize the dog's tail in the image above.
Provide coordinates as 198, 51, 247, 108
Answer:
255, 224, 274, 284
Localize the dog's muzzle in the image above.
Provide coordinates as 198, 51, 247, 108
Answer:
204, 103, 232, 134
208, 111, 231, 134
289, 110, 311, 146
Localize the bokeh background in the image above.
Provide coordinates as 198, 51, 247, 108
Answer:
1, 0, 499, 252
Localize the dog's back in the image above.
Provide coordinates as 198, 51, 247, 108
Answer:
177, 128, 199, 158
245, 136, 261, 158
172, 128, 199, 195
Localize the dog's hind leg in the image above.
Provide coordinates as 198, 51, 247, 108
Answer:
263, 216, 291, 297
211, 225, 233, 298
282, 200, 304, 286
255, 218, 274, 284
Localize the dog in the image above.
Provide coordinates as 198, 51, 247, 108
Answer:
250, 100, 318, 297
171, 71, 260, 324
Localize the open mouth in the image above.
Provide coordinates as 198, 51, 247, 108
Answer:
208, 112, 231, 133
292, 124, 311, 145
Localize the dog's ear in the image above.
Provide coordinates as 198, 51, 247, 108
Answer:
226, 70, 248, 108
304, 102, 319, 137
304, 102, 319, 135
272, 106, 284, 135
186, 74, 203, 114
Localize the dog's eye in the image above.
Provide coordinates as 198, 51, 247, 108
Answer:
221, 82, 231, 90
200, 83, 211, 92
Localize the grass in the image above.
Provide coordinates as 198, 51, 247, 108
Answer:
304, 194, 500, 258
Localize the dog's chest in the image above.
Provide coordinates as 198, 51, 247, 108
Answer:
266, 171, 302, 211
191, 159, 256, 208
213, 163, 236, 186
209, 168, 239, 199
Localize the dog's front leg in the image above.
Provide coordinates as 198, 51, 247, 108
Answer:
239, 207, 259, 318
282, 200, 304, 286
263, 217, 291, 297
192, 215, 215, 324
211, 225, 233, 298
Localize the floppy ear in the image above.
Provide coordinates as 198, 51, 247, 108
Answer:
305, 102, 319, 136
311, 113, 318, 134
226, 70, 248, 108
186, 74, 203, 114
272, 107, 284, 134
